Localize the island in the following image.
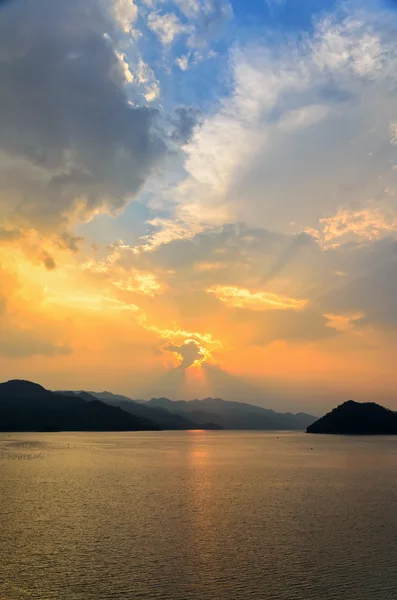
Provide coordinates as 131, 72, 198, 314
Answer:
307, 399, 397, 434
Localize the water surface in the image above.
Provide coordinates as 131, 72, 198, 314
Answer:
1, 431, 397, 600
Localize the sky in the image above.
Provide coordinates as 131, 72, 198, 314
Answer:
1, 0, 397, 413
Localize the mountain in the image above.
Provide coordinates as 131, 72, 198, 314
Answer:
0, 379, 316, 432
0, 380, 160, 432
307, 400, 397, 434
89, 391, 222, 430
144, 397, 316, 430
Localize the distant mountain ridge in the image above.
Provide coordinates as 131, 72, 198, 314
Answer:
143, 396, 315, 430
84, 391, 221, 430
91, 393, 316, 431
307, 400, 397, 434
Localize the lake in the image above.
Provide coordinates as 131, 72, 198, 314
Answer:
1, 431, 397, 600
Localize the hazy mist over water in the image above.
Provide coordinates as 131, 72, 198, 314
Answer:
1, 431, 397, 600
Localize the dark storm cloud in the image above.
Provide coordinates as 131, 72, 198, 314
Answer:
0, 0, 192, 233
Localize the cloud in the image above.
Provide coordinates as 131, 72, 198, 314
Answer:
92, 218, 397, 348
163, 339, 206, 369
321, 261, 397, 327
135, 58, 161, 101
148, 11, 194, 45
317, 203, 397, 245
133, 217, 202, 252
0, 227, 23, 243
40, 250, 56, 271
169, 2, 397, 236
260, 233, 315, 284
174, 0, 232, 46
324, 313, 364, 332
175, 54, 189, 70
0, 0, 191, 237
171, 107, 202, 142
112, 272, 162, 296
57, 231, 84, 252
309, 11, 385, 76
249, 310, 337, 346
115, 50, 135, 84
45, 242, 223, 360
111, 0, 138, 33
143, 0, 232, 51
79, 249, 165, 296
130, 223, 319, 295
208, 285, 307, 311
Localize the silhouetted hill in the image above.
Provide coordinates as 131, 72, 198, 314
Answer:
0, 380, 160, 432
307, 400, 397, 434
89, 391, 222, 430
1, 380, 315, 432
144, 396, 315, 430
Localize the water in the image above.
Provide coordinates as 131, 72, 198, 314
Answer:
1, 431, 397, 600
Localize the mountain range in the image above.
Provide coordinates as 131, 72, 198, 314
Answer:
0, 380, 160, 432
0, 379, 316, 432
4, 381, 397, 436
89, 392, 315, 431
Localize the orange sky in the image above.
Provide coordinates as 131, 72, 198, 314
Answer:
1, 0, 397, 413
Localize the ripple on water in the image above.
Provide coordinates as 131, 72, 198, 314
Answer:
1, 431, 397, 600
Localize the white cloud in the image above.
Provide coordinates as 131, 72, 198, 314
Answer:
136, 58, 160, 101
111, 0, 138, 33
167, 3, 397, 236
277, 104, 332, 131
173, 0, 201, 19
148, 11, 194, 46
175, 54, 190, 71
136, 217, 202, 251
115, 51, 134, 83
310, 15, 384, 76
